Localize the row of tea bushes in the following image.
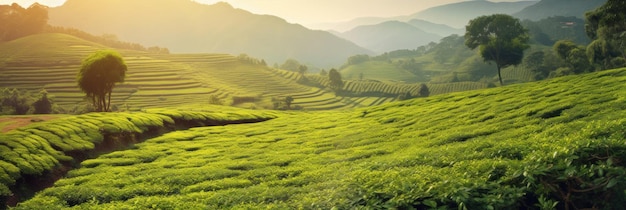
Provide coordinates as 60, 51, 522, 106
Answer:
0, 105, 277, 202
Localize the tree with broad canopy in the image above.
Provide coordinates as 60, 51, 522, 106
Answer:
77, 50, 127, 112
465, 14, 530, 85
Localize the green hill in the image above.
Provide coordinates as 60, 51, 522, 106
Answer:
4, 67, 626, 209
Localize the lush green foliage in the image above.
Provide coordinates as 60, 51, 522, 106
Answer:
0, 105, 276, 204
585, 0, 626, 70
77, 50, 128, 112
0, 88, 58, 115
328, 69, 344, 92
522, 16, 590, 46
10, 68, 626, 209
465, 14, 530, 85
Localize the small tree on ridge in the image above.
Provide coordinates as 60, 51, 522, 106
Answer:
77, 50, 127, 112
328, 68, 344, 92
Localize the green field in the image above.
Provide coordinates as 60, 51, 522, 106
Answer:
2, 67, 625, 209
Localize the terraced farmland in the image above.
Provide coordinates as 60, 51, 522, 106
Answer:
340, 61, 421, 82
2, 33, 443, 111
5, 68, 626, 209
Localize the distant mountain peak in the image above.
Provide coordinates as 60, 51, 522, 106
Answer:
48, 0, 371, 68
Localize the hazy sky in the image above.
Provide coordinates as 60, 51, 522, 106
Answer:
4, 0, 524, 26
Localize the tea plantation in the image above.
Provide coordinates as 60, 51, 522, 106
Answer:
4, 68, 626, 209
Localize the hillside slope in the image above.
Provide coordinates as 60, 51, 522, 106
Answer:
409, 0, 538, 28
11, 68, 626, 209
48, 0, 371, 68
514, 0, 607, 21
407, 19, 464, 37
340, 21, 441, 54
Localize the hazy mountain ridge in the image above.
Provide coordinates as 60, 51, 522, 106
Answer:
407, 19, 464, 37
312, 0, 535, 54
48, 0, 371, 68
340, 21, 442, 54
513, 0, 607, 21
318, 0, 537, 34
408, 0, 538, 28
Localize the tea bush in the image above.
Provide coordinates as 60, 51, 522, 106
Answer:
1, 105, 276, 205
9, 69, 626, 209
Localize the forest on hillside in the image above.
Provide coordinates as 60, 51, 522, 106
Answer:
336, 11, 624, 86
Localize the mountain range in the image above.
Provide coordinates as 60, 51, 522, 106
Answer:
316, 0, 538, 33
408, 0, 538, 28
48, 0, 371, 68
339, 21, 442, 54
44, 0, 608, 68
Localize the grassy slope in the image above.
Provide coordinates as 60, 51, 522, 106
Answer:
13, 68, 626, 209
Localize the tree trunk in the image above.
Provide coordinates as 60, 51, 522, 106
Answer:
497, 65, 503, 86
100, 94, 106, 112
91, 95, 97, 111
106, 91, 111, 112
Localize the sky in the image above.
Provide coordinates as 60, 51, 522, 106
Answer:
3, 0, 523, 27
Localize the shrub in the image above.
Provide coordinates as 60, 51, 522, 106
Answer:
231, 95, 258, 105
32, 90, 52, 114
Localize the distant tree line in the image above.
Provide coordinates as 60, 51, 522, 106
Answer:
0, 3, 48, 41
277, 59, 308, 73
0, 3, 169, 53
45, 26, 170, 54
236, 54, 267, 66
0, 88, 56, 115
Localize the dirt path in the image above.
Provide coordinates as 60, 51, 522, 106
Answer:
0, 115, 65, 133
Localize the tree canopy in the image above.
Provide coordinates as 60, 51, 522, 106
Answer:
585, 0, 626, 70
328, 68, 344, 92
465, 14, 530, 85
279, 59, 302, 72
77, 50, 127, 112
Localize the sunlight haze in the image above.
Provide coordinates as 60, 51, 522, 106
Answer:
5, 0, 528, 27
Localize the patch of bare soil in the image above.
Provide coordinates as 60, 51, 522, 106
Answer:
0, 115, 63, 133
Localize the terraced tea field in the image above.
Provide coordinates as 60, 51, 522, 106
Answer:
340, 61, 421, 82
1, 33, 498, 112
4, 68, 626, 209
